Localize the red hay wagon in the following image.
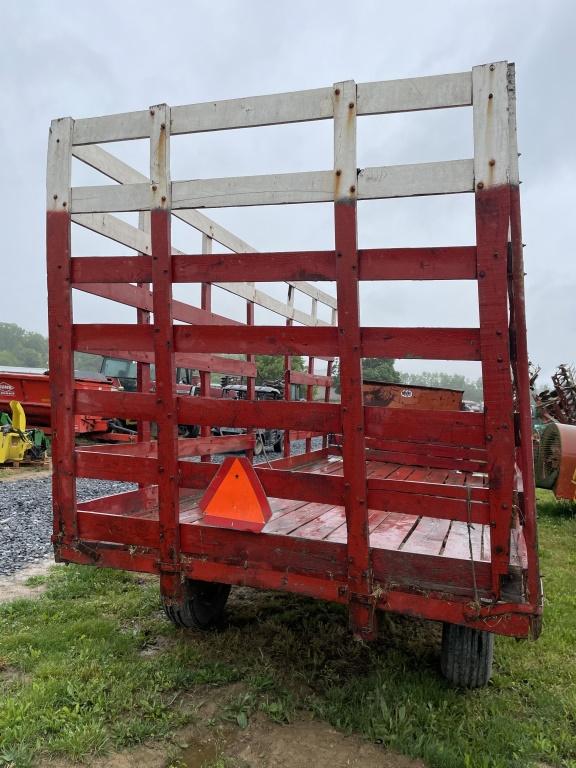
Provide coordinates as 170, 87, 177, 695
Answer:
47, 61, 541, 687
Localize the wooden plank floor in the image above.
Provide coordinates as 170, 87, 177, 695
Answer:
151, 455, 492, 563
85, 454, 504, 566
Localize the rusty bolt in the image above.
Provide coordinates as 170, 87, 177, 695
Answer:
62, 201, 67, 207
348, 102, 354, 109
479, 270, 486, 278
488, 92, 494, 99
56, 138, 60, 144
349, 185, 356, 193
489, 158, 496, 166
336, 169, 342, 176
161, 195, 167, 202
53, 194, 58, 200
477, 182, 484, 190
487, 434, 493, 441
152, 184, 157, 191
337, 251, 342, 258
489, 64, 495, 71
335, 88, 340, 95
161, 123, 166, 130
150, 109, 155, 116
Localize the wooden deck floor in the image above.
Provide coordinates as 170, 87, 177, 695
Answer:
148, 455, 491, 563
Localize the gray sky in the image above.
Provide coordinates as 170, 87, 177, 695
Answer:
1, 0, 574, 382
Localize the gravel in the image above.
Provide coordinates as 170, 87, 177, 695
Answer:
0, 477, 133, 576
0, 437, 324, 577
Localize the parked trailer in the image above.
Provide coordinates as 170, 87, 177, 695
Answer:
47, 62, 541, 687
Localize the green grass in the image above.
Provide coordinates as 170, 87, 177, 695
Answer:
0, 493, 574, 768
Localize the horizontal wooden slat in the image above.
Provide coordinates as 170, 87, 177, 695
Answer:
72, 247, 477, 285
87, 348, 256, 376
361, 327, 481, 360
367, 490, 488, 524
365, 407, 485, 448
288, 370, 332, 387
71, 183, 150, 213
367, 476, 488, 502
78, 434, 254, 459
172, 251, 336, 282
357, 72, 472, 115
359, 159, 474, 199
171, 87, 334, 134
364, 438, 487, 462
76, 450, 157, 484
178, 396, 341, 433
73, 323, 480, 361
175, 325, 338, 356
172, 171, 334, 209
73, 110, 151, 145
358, 246, 477, 280
75, 390, 157, 419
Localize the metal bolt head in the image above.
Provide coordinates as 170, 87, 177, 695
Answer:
334, 88, 340, 95
349, 185, 356, 193
152, 184, 157, 192
161, 195, 167, 202
488, 92, 494, 99
489, 64, 495, 71
477, 182, 484, 190
336, 169, 342, 176
489, 159, 496, 166
348, 102, 354, 109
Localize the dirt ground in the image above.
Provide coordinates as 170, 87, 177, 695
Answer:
0, 554, 54, 601
38, 713, 425, 768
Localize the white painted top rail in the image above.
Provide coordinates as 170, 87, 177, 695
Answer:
71, 71, 473, 146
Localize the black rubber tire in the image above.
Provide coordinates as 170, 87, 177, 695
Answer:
162, 580, 231, 630
273, 439, 283, 453
441, 622, 494, 688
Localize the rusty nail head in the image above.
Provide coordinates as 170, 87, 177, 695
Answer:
348, 102, 354, 109
479, 270, 486, 278
490, 64, 495, 71
349, 185, 356, 193
53, 194, 58, 200
489, 159, 496, 166
336, 169, 342, 176
152, 184, 157, 191
62, 201, 67, 207
477, 182, 484, 190
497, 355, 503, 362
488, 92, 494, 99
161, 123, 166, 130
487, 434, 493, 441
493, 252, 499, 258
150, 109, 155, 115
161, 195, 167, 202
335, 88, 340, 95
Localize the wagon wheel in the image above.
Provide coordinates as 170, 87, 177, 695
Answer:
440, 623, 494, 688
162, 579, 231, 630
253, 436, 264, 456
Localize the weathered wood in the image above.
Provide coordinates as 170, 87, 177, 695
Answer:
359, 160, 474, 199
47, 118, 73, 212
357, 72, 472, 115
472, 62, 510, 189
71, 182, 150, 213
171, 87, 334, 133
73, 110, 150, 144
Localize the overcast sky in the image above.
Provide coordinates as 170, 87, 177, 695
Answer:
1, 0, 574, 382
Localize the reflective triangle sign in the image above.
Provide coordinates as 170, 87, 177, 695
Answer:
199, 456, 272, 532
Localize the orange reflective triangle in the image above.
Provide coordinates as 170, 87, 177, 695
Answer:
199, 456, 271, 532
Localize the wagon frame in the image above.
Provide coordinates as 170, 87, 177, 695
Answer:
47, 61, 541, 683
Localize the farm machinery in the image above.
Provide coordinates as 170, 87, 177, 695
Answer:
0, 400, 48, 466
532, 363, 576, 501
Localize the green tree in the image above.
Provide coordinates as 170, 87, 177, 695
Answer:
256, 355, 304, 385
0, 323, 48, 368
332, 358, 400, 393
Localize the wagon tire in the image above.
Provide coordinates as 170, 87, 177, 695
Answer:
162, 580, 231, 630
441, 622, 494, 688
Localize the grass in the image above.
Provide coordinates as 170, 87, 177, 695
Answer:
0, 491, 574, 768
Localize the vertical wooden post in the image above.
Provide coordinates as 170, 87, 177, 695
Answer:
137, 211, 151, 444
149, 104, 181, 601
47, 117, 76, 552
246, 299, 256, 461
473, 63, 515, 595
506, 64, 541, 612
200, 233, 213, 462
305, 298, 317, 454
333, 80, 374, 639
283, 284, 295, 458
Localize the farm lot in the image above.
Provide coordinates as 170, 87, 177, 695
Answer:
0, 491, 574, 768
